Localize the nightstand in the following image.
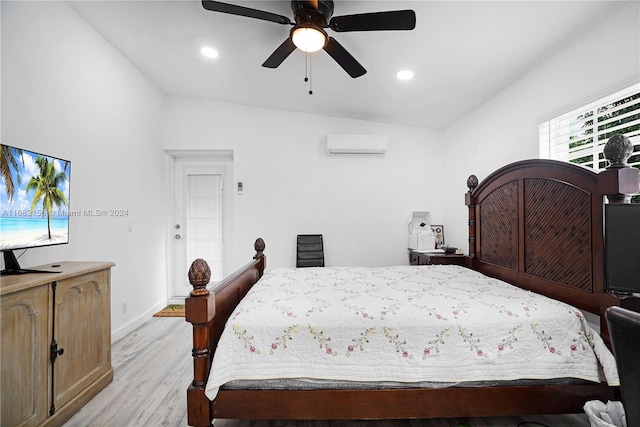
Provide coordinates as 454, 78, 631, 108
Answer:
408, 249, 467, 267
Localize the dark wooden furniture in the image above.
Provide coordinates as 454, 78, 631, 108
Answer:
185, 136, 639, 426
408, 250, 466, 266
620, 295, 640, 313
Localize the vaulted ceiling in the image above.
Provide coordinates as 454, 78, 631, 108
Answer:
68, 1, 626, 129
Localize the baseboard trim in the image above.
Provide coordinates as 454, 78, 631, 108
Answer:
111, 300, 166, 343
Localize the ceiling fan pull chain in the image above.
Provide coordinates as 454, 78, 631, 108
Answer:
308, 55, 313, 95
304, 51, 309, 83
304, 51, 313, 95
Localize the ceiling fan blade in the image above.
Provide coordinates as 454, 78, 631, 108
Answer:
202, 1, 292, 25
329, 10, 416, 32
323, 37, 366, 78
262, 38, 297, 68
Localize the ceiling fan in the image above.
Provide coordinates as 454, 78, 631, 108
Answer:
201, 0, 416, 78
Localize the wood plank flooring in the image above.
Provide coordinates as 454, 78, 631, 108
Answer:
63, 317, 592, 427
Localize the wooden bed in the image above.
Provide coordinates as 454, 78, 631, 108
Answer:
185, 138, 639, 427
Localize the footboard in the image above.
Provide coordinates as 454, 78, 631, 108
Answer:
185, 238, 265, 427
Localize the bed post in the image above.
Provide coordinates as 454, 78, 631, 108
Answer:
185, 239, 266, 427
597, 134, 640, 346
598, 134, 640, 204
185, 259, 215, 427
253, 237, 266, 276
465, 174, 479, 268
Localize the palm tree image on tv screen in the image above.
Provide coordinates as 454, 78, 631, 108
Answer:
0, 144, 70, 251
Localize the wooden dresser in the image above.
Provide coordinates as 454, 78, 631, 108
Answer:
1, 261, 114, 427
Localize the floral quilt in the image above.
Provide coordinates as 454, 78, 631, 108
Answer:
205, 265, 619, 400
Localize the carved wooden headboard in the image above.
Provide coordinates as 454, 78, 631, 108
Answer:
465, 135, 639, 319
465, 159, 605, 314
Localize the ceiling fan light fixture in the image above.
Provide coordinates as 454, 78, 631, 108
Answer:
291, 26, 327, 53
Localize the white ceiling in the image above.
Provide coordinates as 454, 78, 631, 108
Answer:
68, 0, 625, 129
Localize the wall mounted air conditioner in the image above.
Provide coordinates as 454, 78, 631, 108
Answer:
326, 135, 388, 155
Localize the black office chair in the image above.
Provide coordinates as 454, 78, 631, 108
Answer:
606, 305, 640, 427
296, 234, 324, 268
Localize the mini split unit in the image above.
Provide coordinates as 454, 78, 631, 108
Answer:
326, 135, 388, 155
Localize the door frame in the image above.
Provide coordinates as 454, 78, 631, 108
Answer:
165, 149, 234, 304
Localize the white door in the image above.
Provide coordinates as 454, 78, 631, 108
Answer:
172, 158, 226, 299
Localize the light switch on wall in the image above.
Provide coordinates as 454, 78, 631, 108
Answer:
237, 182, 243, 195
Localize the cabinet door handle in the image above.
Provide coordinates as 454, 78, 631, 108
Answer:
50, 340, 64, 362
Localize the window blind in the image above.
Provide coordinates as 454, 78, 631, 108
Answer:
539, 84, 640, 171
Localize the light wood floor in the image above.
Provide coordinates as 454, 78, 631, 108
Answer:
63, 317, 591, 427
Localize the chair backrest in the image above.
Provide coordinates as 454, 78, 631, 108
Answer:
606, 305, 640, 427
296, 234, 324, 268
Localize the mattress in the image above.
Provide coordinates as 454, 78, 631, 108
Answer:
205, 265, 619, 400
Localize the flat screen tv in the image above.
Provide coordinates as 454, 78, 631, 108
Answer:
0, 144, 70, 275
605, 203, 640, 295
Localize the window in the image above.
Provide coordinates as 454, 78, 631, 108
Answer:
539, 84, 640, 202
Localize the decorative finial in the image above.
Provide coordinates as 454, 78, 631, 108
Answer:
467, 175, 479, 191
254, 238, 265, 259
603, 134, 633, 169
188, 258, 211, 296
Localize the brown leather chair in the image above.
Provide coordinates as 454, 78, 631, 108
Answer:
606, 305, 640, 427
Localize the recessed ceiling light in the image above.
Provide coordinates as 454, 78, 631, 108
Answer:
200, 46, 219, 59
396, 70, 414, 81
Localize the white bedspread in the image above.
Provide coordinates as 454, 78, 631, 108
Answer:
205, 265, 619, 400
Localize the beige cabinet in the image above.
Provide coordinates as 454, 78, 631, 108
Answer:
1, 284, 50, 427
1, 262, 114, 427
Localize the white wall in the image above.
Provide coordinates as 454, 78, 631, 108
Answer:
1, 1, 167, 340
442, 1, 640, 250
2, 1, 445, 339
162, 96, 444, 270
